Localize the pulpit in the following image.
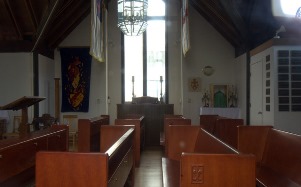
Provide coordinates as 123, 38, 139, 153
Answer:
0, 96, 46, 135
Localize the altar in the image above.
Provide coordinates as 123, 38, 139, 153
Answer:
200, 107, 241, 119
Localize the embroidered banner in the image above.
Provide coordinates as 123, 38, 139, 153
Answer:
182, 0, 190, 56
90, 0, 105, 63
60, 48, 92, 112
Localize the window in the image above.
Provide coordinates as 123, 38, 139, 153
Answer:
123, 0, 166, 103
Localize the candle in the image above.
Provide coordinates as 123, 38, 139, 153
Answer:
132, 76, 134, 82
160, 76, 163, 81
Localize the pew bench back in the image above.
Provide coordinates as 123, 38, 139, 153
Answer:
77, 115, 109, 152
0, 125, 68, 186
115, 116, 145, 167
238, 126, 301, 186
214, 118, 244, 148
163, 118, 191, 155
166, 126, 237, 161
36, 127, 135, 187
163, 125, 256, 187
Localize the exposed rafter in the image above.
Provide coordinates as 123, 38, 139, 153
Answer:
4, 0, 22, 39
31, 0, 64, 52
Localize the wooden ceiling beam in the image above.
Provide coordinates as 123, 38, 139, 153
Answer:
25, 0, 38, 30
217, 0, 250, 44
31, 0, 64, 51
4, 0, 23, 40
47, 0, 90, 48
190, 0, 242, 47
0, 40, 33, 52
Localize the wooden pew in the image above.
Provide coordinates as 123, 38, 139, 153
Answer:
77, 115, 109, 152
200, 115, 244, 148
36, 126, 135, 187
214, 118, 244, 148
238, 125, 301, 186
160, 115, 184, 146
199, 114, 221, 134
115, 115, 145, 167
162, 125, 255, 187
162, 117, 191, 156
0, 125, 68, 186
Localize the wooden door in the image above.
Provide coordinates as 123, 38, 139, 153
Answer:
250, 59, 263, 125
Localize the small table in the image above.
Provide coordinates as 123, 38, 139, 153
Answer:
0, 96, 46, 135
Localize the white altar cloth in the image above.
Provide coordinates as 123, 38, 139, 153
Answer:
200, 107, 241, 119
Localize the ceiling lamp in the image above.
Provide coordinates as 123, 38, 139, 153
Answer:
117, 0, 148, 36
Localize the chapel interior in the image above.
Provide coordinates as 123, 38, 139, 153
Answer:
1, 0, 301, 186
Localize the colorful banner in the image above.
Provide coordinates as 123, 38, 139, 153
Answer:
90, 0, 105, 63
182, 0, 190, 56
60, 48, 92, 112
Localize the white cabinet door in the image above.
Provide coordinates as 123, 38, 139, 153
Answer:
250, 59, 263, 125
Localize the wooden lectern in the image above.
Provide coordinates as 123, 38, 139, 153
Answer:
0, 96, 46, 135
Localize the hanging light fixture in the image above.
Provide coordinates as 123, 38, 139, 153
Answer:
117, 0, 148, 36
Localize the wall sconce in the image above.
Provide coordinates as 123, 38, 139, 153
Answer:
274, 25, 286, 39
202, 66, 215, 76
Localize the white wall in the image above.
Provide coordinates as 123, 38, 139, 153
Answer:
182, 5, 237, 124
166, 0, 182, 115
39, 54, 55, 116
107, 0, 122, 122
0, 53, 34, 132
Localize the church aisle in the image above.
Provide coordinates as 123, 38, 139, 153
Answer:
134, 146, 163, 187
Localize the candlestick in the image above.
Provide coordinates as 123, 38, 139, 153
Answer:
132, 76, 135, 98
160, 76, 163, 103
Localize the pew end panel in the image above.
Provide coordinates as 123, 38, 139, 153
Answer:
115, 116, 145, 167
166, 125, 201, 161
36, 152, 108, 187
199, 115, 220, 134
214, 118, 244, 148
163, 118, 191, 156
258, 129, 301, 186
77, 116, 109, 152
180, 153, 256, 187
36, 127, 135, 187
237, 125, 272, 163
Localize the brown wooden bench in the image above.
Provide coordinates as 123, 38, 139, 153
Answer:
0, 125, 69, 186
200, 115, 244, 148
160, 115, 183, 146
160, 115, 191, 153
162, 125, 255, 187
199, 114, 220, 134
115, 115, 145, 167
36, 126, 135, 187
214, 118, 244, 148
77, 115, 109, 152
238, 125, 301, 186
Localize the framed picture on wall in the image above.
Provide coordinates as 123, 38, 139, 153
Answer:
210, 84, 229, 108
